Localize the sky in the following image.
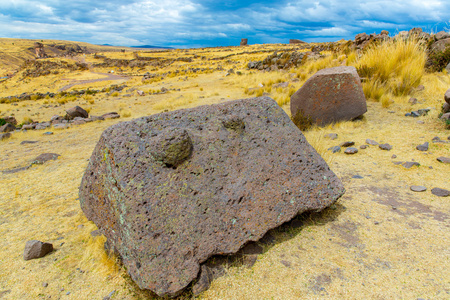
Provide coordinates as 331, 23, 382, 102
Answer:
1, 0, 450, 48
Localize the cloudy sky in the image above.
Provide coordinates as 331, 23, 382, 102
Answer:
1, 0, 449, 48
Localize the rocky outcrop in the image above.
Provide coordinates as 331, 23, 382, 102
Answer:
79, 96, 345, 297
289, 39, 307, 44
290, 66, 367, 126
65, 106, 89, 120
34, 42, 47, 59
247, 50, 316, 71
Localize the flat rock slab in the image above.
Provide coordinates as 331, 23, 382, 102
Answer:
79, 97, 345, 297
410, 185, 427, 192
379, 143, 392, 151
416, 142, 429, 151
290, 66, 367, 126
437, 156, 450, 164
431, 188, 450, 197
31, 153, 60, 165
344, 147, 358, 154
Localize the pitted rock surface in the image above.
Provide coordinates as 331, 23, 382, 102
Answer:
290, 66, 367, 126
79, 97, 345, 297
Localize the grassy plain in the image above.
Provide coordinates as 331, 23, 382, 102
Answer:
0, 38, 449, 299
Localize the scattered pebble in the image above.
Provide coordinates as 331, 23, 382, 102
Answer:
437, 157, 450, 164
344, 147, 358, 154
416, 142, 429, 151
42, 282, 48, 288
374, 221, 379, 225
77, 225, 84, 229
431, 188, 450, 197
410, 186, 427, 192
401, 162, 420, 169
324, 133, 337, 140
365, 139, 378, 145
391, 155, 397, 159
328, 146, 341, 153
20, 140, 38, 145
416, 120, 424, 124
103, 290, 116, 300
340, 141, 355, 147
360, 145, 368, 149
379, 143, 392, 151
352, 175, 364, 179
43, 132, 53, 135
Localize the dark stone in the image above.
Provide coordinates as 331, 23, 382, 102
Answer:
31, 153, 60, 165
242, 254, 258, 268
328, 146, 341, 153
240, 38, 248, 46
431, 188, 450, 197
79, 97, 345, 297
410, 186, 427, 192
290, 66, 367, 126
192, 265, 213, 296
352, 175, 364, 179
391, 155, 397, 159
101, 112, 120, 119
443, 103, 450, 113
379, 143, 392, 151
445, 88, 450, 104
0, 123, 15, 133
65, 106, 88, 120
239, 242, 263, 255
437, 156, 450, 164
416, 142, 429, 151
20, 140, 38, 145
23, 240, 53, 260
2, 166, 31, 174
344, 147, 358, 154
402, 162, 420, 169
3, 116, 17, 125
365, 139, 378, 145
0, 133, 11, 141
340, 141, 355, 147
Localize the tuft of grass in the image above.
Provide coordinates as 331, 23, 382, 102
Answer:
291, 109, 313, 131
356, 39, 426, 97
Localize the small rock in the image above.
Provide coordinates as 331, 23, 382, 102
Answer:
416, 142, 429, 151
340, 141, 355, 147
431, 188, 450, 197
352, 175, 364, 179
324, 133, 338, 140
374, 221, 379, 225
90, 230, 102, 237
391, 155, 397, 159
360, 145, 368, 149
77, 225, 84, 229
443, 102, 450, 113
53, 123, 70, 130
101, 112, 120, 119
328, 146, 341, 153
437, 156, 450, 164
366, 139, 378, 145
410, 186, 427, 192
35, 122, 51, 130
23, 240, 53, 260
415, 85, 425, 91
379, 143, 392, 150
31, 153, 60, 165
103, 290, 116, 300
417, 120, 425, 124
344, 147, 358, 154
66, 106, 88, 120
42, 282, 48, 288
280, 260, 292, 268
43, 132, 53, 135
22, 124, 36, 130
402, 161, 420, 168
445, 88, 450, 104
20, 140, 38, 145
0, 133, 11, 141
408, 97, 418, 104
0, 123, 15, 133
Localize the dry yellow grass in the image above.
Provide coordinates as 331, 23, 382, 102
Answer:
0, 38, 449, 300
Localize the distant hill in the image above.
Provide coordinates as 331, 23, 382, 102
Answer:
130, 45, 173, 49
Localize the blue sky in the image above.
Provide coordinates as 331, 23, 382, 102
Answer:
1, 1, 449, 48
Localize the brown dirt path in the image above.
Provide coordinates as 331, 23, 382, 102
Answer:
58, 72, 129, 92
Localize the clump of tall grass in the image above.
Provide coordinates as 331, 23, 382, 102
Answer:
356, 39, 426, 99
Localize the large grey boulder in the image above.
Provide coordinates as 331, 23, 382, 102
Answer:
79, 97, 345, 297
290, 66, 367, 126
65, 106, 88, 120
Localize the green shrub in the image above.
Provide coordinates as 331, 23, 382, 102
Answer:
291, 110, 313, 131
0, 118, 6, 126
427, 46, 450, 72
